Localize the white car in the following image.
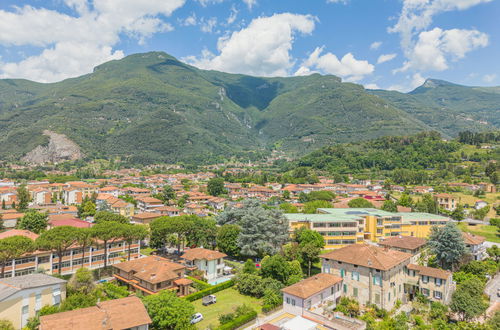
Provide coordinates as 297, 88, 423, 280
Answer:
191, 313, 204, 324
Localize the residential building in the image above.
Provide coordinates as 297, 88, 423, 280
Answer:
285, 208, 449, 250
113, 256, 191, 296
0, 229, 140, 278
405, 264, 454, 304
462, 232, 486, 260
136, 196, 163, 213
321, 244, 411, 310
131, 212, 162, 224
153, 205, 180, 216
434, 194, 458, 211
0, 211, 24, 229
474, 200, 488, 210
378, 236, 427, 262
39, 296, 151, 330
181, 248, 227, 283
281, 273, 342, 315
0, 274, 67, 329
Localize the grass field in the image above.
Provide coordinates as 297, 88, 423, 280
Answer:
458, 222, 500, 243
191, 288, 263, 329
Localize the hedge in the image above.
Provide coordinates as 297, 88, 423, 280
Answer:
217, 310, 258, 330
183, 280, 234, 302
187, 276, 212, 290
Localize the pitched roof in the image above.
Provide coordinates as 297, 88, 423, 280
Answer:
181, 248, 227, 261
281, 273, 342, 299
321, 244, 411, 271
407, 264, 452, 280
113, 256, 185, 284
39, 296, 151, 330
378, 236, 427, 251
0, 229, 38, 240
462, 232, 486, 245
0, 274, 66, 301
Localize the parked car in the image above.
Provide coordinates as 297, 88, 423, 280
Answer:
191, 313, 203, 324
202, 294, 217, 306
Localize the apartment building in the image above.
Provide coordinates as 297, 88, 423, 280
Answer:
0, 274, 67, 329
321, 244, 456, 310
285, 208, 449, 250
433, 194, 459, 211
0, 229, 140, 278
321, 244, 411, 310
39, 296, 151, 330
462, 232, 486, 261
181, 248, 227, 283
136, 196, 163, 213
113, 256, 191, 296
378, 236, 427, 262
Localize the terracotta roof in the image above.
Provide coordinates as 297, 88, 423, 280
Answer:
407, 264, 451, 280
0, 212, 24, 220
173, 278, 193, 286
50, 218, 92, 228
113, 256, 185, 284
462, 232, 486, 245
281, 273, 342, 299
321, 244, 411, 271
136, 196, 163, 203
39, 296, 151, 330
182, 248, 227, 261
378, 236, 427, 251
132, 212, 161, 220
0, 229, 38, 240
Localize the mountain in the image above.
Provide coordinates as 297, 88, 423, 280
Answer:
369, 79, 500, 136
0, 52, 498, 164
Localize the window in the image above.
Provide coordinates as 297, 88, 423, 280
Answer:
343, 284, 347, 293
291, 299, 296, 306
421, 288, 430, 296
388, 292, 391, 301
433, 291, 442, 300
286, 297, 290, 304
37, 256, 50, 264
353, 287, 358, 297
422, 275, 429, 283
351, 271, 360, 281
331, 286, 335, 295
373, 275, 381, 286
375, 293, 380, 304
53, 288, 61, 306
340, 269, 345, 278
35, 293, 42, 311
435, 278, 442, 286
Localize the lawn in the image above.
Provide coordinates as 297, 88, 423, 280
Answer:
458, 222, 500, 243
191, 288, 263, 329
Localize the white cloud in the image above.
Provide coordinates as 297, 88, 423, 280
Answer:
483, 74, 496, 83
296, 46, 374, 82
410, 73, 426, 89
185, 13, 316, 77
326, 0, 348, 4
0, 0, 186, 82
390, 0, 491, 73
182, 13, 197, 26
377, 53, 397, 64
243, 0, 257, 9
364, 83, 380, 89
370, 41, 382, 50
201, 17, 218, 33
396, 27, 488, 72
227, 6, 238, 25
198, 0, 224, 7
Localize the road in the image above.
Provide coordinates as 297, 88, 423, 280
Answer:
485, 273, 500, 303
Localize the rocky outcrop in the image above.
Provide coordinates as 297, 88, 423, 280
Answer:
22, 130, 83, 164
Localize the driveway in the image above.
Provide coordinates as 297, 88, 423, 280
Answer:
485, 273, 500, 303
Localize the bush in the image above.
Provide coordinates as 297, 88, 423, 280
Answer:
183, 280, 234, 302
217, 310, 257, 330
102, 282, 130, 299
219, 313, 235, 325
187, 276, 212, 290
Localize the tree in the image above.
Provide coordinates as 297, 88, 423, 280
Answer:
59, 292, 97, 312
78, 199, 96, 219
471, 206, 490, 220
217, 199, 289, 257
216, 224, 241, 257
261, 255, 291, 284
279, 203, 298, 213
2, 200, 6, 209
207, 177, 226, 196
94, 211, 129, 224
0, 319, 15, 330
122, 224, 148, 260
487, 311, 500, 329
304, 200, 332, 214
414, 194, 437, 214
295, 228, 324, 276
397, 193, 413, 208
450, 204, 466, 221
487, 244, 500, 262
428, 222, 467, 271
0, 236, 35, 277
282, 190, 290, 199
17, 210, 49, 234
36, 226, 79, 274
242, 259, 258, 274
450, 279, 488, 321
75, 227, 94, 268
16, 185, 30, 211
143, 290, 195, 330
161, 185, 176, 203
0, 214, 3, 231
348, 198, 374, 208
68, 267, 95, 295
91, 222, 125, 268
381, 200, 398, 212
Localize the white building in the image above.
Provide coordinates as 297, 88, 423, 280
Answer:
181, 248, 227, 283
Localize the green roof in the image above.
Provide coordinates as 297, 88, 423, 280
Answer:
318, 208, 397, 217
284, 213, 360, 222
395, 213, 449, 221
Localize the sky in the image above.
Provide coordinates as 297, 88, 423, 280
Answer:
0, 0, 498, 91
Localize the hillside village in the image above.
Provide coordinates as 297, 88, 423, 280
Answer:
0, 154, 498, 330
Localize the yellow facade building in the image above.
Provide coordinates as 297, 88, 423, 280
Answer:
285, 208, 449, 250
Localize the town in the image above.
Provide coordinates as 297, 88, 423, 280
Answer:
0, 154, 498, 330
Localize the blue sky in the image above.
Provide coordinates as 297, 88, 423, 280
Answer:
0, 0, 498, 91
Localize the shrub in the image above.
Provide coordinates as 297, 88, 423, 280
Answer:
187, 276, 212, 290
219, 313, 235, 325
102, 282, 130, 299
183, 280, 234, 302
217, 310, 257, 330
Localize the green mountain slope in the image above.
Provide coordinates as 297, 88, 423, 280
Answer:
0, 52, 498, 164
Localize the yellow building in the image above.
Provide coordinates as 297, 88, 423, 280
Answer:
0, 274, 66, 329
285, 208, 449, 250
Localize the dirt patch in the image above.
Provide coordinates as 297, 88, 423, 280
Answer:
22, 130, 84, 164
